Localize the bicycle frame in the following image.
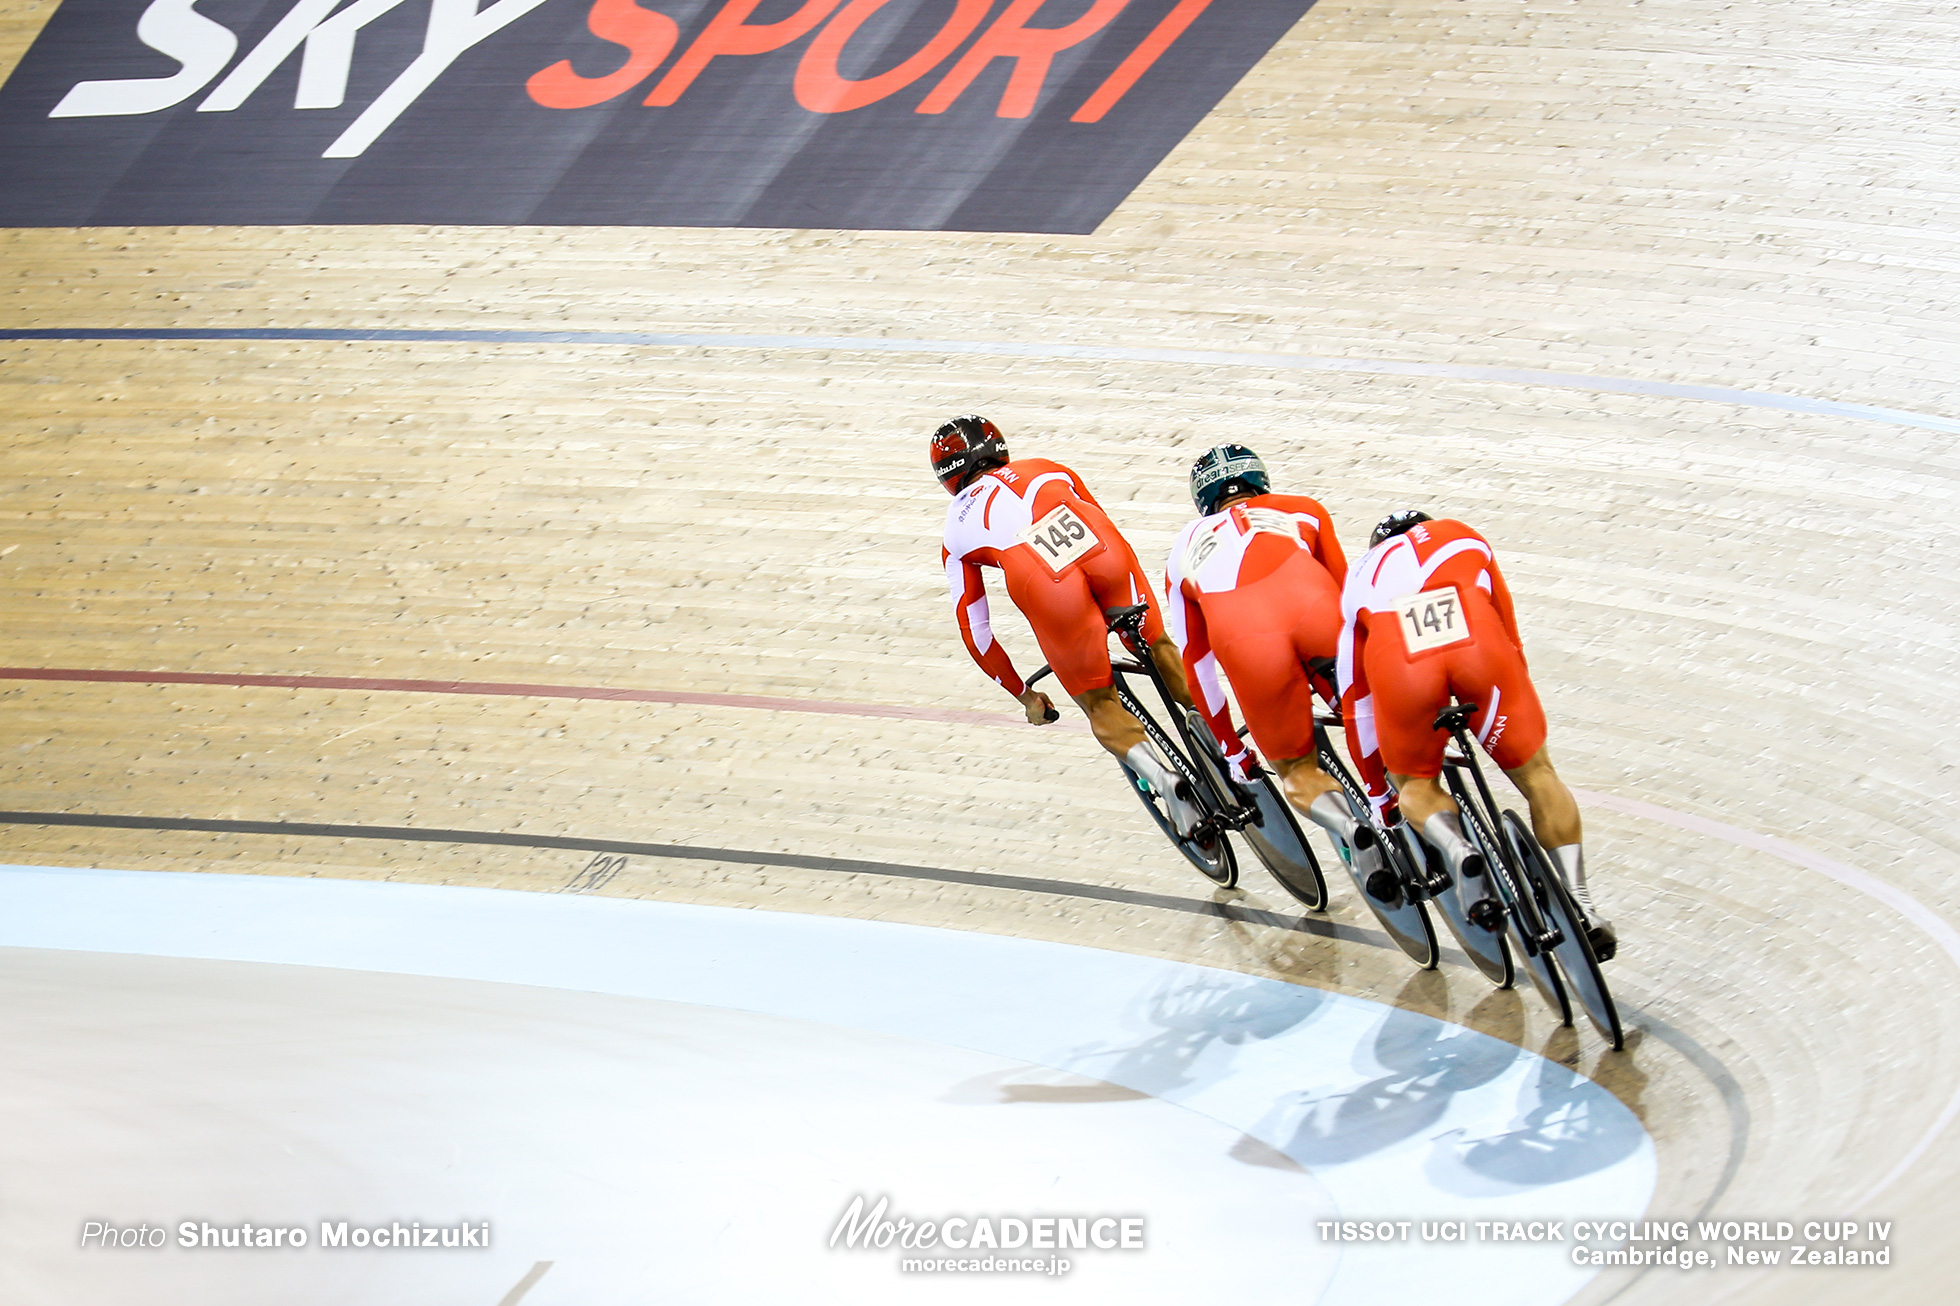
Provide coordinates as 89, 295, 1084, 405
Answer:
1435, 708, 1563, 954
1106, 615, 1252, 833
1022, 608, 1252, 839
1311, 702, 1448, 898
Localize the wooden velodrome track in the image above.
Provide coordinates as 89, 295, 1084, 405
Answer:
2, 1, 1957, 1302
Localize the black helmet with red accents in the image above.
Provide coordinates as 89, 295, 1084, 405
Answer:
1371, 509, 1433, 547
929, 415, 1009, 493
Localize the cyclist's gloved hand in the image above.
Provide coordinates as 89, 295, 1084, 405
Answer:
1369, 786, 1400, 826
1019, 688, 1058, 725
1224, 740, 1259, 785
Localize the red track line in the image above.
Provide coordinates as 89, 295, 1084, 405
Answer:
0, 666, 1054, 730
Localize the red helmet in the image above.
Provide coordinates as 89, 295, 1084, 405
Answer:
929, 415, 1009, 493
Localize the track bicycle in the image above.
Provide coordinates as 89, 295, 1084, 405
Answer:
1434, 703, 1625, 1049
1305, 656, 1513, 985
1026, 605, 1327, 909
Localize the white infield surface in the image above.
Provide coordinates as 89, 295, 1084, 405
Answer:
0, 865, 1654, 1305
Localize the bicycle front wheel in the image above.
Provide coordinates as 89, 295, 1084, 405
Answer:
1334, 799, 1438, 969
1117, 757, 1238, 886
1505, 812, 1624, 1049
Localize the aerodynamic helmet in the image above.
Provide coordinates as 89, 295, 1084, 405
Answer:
929, 415, 1009, 494
1371, 510, 1433, 547
1189, 444, 1271, 516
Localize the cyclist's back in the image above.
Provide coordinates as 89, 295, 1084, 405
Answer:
943, 455, 1158, 697
1163, 447, 1391, 882
1167, 490, 1348, 763
1339, 516, 1539, 772
932, 416, 1204, 841
1342, 510, 1614, 957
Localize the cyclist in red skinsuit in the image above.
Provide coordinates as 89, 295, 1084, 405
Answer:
933, 416, 1204, 835
1340, 511, 1613, 956
1163, 446, 1387, 877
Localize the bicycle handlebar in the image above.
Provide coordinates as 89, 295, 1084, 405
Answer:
1020, 665, 1062, 721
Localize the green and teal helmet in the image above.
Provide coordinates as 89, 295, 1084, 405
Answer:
1190, 444, 1271, 516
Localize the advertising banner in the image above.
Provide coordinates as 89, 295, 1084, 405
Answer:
0, 0, 1314, 231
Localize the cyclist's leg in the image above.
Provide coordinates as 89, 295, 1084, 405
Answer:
1078, 521, 1196, 711
1146, 635, 1195, 710
1367, 637, 1490, 898
1503, 747, 1580, 849
1202, 574, 1342, 813
1457, 628, 1611, 947
1004, 557, 1124, 753
1504, 746, 1614, 952
1279, 574, 1353, 830
1072, 684, 1143, 755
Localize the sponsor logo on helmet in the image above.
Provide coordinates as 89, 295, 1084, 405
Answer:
1191, 447, 1267, 497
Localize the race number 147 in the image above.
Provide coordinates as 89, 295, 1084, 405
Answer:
1392, 587, 1470, 653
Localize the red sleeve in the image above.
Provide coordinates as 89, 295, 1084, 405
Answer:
1311, 500, 1349, 586
1059, 463, 1103, 510
1485, 554, 1524, 653
946, 549, 1026, 698
1174, 581, 1243, 758
1340, 617, 1391, 805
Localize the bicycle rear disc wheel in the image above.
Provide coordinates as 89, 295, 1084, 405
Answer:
1118, 758, 1237, 886
1398, 825, 1512, 987
1506, 813, 1624, 1049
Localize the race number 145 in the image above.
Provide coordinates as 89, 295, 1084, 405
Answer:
1391, 587, 1470, 653
1020, 504, 1100, 575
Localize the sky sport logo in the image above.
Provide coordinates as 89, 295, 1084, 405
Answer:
829, 1194, 1144, 1276
48, 0, 1234, 158
0, 0, 1317, 230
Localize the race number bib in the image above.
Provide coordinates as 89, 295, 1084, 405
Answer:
1181, 520, 1227, 576
1019, 504, 1102, 575
1237, 506, 1304, 542
1389, 586, 1470, 654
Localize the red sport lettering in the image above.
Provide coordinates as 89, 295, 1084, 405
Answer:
527, 0, 681, 109
917, 0, 1131, 119
1071, 0, 1211, 122
795, 0, 994, 114
644, 0, 844, 107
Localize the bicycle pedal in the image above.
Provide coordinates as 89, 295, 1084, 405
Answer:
1466, 898, 1503, 932
1588, 922, 1619, 962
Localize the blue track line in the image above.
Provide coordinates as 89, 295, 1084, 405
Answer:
4, 326, 1956, 435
